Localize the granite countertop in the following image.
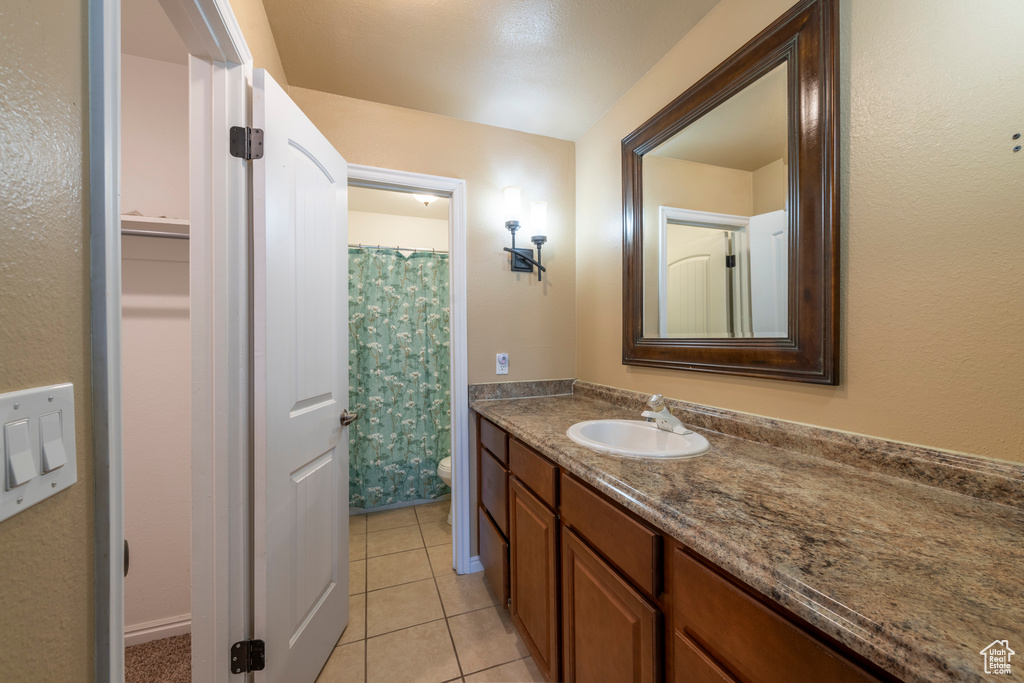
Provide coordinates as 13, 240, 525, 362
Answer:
471, 392, 1024, 683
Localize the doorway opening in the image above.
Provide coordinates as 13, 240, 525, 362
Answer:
120, 0, 192, 679
347, 167, 471, 579
347, 186, 452, 514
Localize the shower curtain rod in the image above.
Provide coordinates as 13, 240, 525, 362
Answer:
121, 229, 189, 240
349, 243, 448, 254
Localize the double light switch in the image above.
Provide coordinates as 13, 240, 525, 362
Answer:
0, 383, 77, 523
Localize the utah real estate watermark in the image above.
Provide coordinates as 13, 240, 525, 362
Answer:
980, 640, 1015, 675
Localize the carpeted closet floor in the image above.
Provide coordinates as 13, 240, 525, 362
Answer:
126, 633, 191, 683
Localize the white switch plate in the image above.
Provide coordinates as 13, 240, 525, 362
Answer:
0, 383, 77, 523
496, 353, 509, 375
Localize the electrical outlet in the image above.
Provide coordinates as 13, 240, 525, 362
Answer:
496, 353, 509, 375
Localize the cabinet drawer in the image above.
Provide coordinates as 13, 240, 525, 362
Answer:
673, 548, 880, 683
480, 446, 508, 535
562, 528, 659, 683
509, 438, 558, 508
560, 473, 661, 595
479, 506, 509, 608
480, 417, 508, 464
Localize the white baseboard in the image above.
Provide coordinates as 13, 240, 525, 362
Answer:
124, 614, 191, 647
467, 555, 484, 574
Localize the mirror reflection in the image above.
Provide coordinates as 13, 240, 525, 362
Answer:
643, 62, 789, 338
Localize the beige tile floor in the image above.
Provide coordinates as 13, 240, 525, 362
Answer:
318, 500, 545, 683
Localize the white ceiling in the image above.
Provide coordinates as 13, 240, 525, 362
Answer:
262, 0, 721, 140
650, 63, 788, 172
349, 186, 450, 220
122, 0, 188, 65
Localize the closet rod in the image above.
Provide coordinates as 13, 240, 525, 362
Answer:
349, 243, 448, 254
121, 229, 189, 241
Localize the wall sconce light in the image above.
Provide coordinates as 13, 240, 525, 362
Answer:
502, 186, 548, 281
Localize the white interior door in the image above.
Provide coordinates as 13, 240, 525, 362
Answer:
252, 68, 349, 683
749, 210, 788, 337
665, 230, 730, 337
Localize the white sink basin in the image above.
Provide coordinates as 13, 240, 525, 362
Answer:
566, 419, 710, 459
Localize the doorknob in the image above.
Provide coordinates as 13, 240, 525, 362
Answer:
339, 409, 358, 427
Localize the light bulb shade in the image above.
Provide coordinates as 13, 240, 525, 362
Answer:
530, 200, 548, 238
412, 194, 440, 206
503, 186, 522, 224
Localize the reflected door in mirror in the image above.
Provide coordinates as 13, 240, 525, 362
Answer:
644, 63, 789, 340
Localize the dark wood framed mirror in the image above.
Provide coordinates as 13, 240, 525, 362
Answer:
622, 0, 838, 384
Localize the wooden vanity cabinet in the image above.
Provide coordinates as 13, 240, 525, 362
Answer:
474, 416, 889, 683
509, 475, 561, 682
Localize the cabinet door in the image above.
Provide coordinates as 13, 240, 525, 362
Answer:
509, 476, 560, 682
479, 506, 510, 608
672, 630, 738, 683
562, 528, 659, 683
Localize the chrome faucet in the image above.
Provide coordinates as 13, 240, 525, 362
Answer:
641, 394, 692, 435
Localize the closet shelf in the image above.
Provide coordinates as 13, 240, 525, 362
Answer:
121, 214, 189, 228
121, 214, 190, 240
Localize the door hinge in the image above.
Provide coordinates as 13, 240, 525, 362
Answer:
230, 126, 264, 160
230, 639, 266, 674
725, 254, 736, 268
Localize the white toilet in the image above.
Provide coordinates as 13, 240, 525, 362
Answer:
437, 456, 453, 525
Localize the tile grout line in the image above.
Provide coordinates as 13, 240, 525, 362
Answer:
365, 600, 504, 641
362, 530, 446, 591
427, 518, 467, 682
461, 654, 537, 682
363, 557, 368, 683
412, 508, 462, 677
349, 503, 456, 682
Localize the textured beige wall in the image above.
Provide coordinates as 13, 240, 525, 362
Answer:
752, 158, 787, 215
291, 87, 577, 386
228, 0, 289, 89
349, 212, 450, 253
0, 0, 95, 680
576, 0, 1024, 462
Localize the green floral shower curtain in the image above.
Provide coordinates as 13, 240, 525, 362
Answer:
348, 248, 451, 509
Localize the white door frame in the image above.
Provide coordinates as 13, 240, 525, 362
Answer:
88, 1, 124, 679
89, 0, 252, 680
346, 165, 475, 575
